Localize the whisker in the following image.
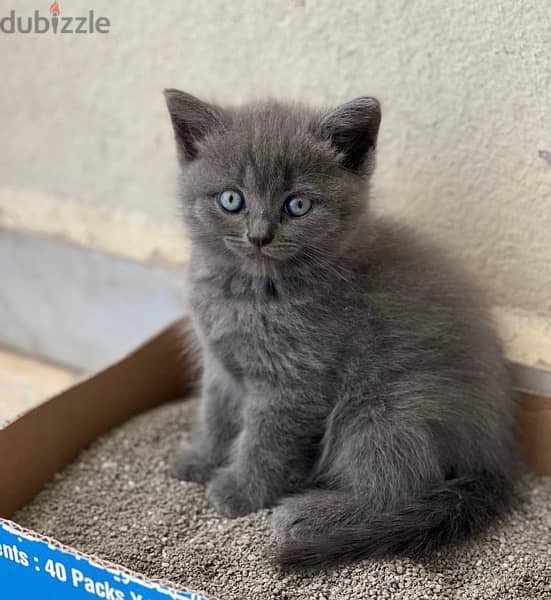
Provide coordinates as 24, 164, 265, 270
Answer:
300, 246, 359, 290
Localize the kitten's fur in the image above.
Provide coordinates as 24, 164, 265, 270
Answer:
164, 90, 518, 567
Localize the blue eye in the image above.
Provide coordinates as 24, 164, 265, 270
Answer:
217, 190, 245, 213
284, 195, 312, 218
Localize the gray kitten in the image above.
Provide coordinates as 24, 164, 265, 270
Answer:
164, 89, 518, 567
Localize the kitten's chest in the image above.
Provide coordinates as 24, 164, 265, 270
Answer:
190, 274, 326, 384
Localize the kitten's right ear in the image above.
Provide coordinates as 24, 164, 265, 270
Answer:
320, 97, 381, 173
164, 89, 225, 161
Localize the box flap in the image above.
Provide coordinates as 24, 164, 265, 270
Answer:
0, 319, 199, 518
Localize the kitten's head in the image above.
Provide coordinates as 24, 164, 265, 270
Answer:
165, 90, 381, 275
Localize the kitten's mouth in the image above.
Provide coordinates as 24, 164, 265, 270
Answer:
223, 236, 299, 262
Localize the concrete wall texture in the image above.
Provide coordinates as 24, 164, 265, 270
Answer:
1, 0, 550, 313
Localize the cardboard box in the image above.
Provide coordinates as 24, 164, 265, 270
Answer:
1, 318, 550, 599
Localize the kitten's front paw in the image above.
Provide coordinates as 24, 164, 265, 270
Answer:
171, 443, 214, 485
206, 467, 262, 518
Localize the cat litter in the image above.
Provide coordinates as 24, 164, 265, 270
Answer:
15, 399, 551, 600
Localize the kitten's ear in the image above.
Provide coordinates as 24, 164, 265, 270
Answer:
164, 89, 225, 161
320, 97, 381, 172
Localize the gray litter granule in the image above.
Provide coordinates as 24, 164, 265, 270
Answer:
15, 399, 551, 600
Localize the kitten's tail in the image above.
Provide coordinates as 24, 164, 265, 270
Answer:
276, 472, 516, 568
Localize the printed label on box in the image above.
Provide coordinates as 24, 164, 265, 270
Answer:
0, 519, 209, 600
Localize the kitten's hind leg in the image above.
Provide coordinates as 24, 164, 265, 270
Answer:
271, 408, 456, 568
172, 364, 242, 484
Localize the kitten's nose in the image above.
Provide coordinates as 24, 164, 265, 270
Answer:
247, 232, 274, 248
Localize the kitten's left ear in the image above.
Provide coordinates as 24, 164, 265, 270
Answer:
164, 89, 226, 162
320, 97, 381, 172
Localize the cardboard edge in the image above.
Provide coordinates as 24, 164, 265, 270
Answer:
517, 391, 551, 476
0, 318, 201, 518
510, 361, 551, 397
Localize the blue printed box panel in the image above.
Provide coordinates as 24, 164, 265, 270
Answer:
0, 519, 210, 600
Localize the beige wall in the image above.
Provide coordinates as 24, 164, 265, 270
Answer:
1, 0, 550, 312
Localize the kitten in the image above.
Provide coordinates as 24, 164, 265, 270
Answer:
164, 89, 518, 567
